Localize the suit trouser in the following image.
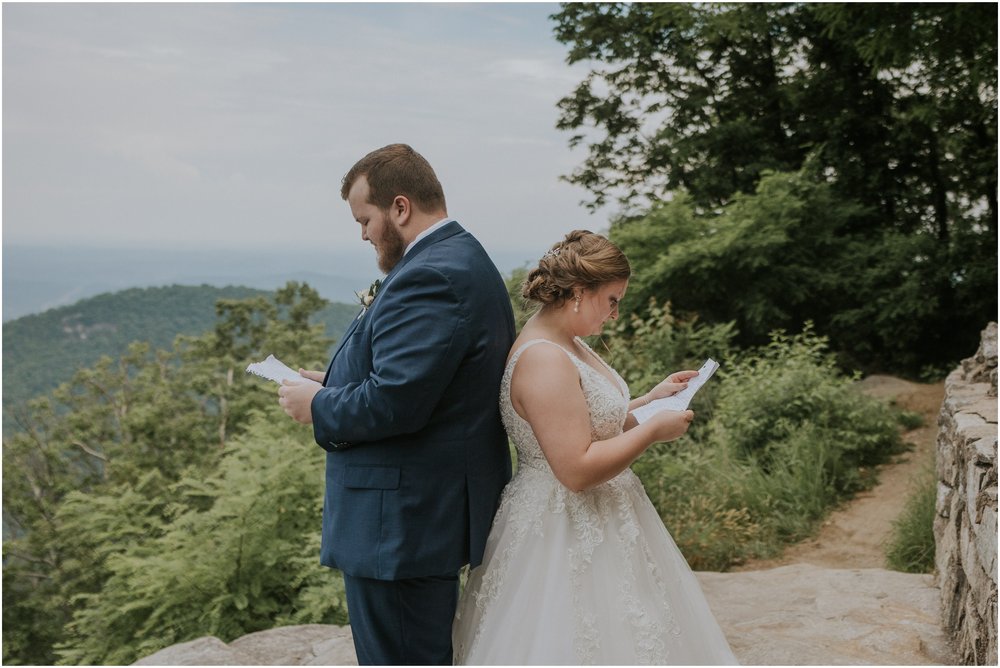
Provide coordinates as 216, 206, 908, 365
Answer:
343, 571, 460, 665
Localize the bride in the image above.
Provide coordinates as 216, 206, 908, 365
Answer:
453, 231, 738, 665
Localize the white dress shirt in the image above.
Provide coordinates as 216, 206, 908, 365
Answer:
404, 218, 455, 256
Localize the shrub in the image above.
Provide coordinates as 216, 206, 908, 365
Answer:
54, 410, 347, 665
600, 299, 737, 444
895, 409, 925, 431
634, 446, 764, 570
603, 299, 737, 399
730, 426, 848, 542
711, 324, 901, 494
632, 325, 902, 569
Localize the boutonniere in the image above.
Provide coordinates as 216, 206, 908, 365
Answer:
356, 279, 382, 319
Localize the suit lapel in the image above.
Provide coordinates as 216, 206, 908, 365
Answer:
327, 312, 362, 365
323, 260, 403, 383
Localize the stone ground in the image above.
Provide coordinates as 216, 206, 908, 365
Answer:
135, 376, 957, 666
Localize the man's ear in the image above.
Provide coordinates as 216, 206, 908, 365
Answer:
391, 195, 412, 226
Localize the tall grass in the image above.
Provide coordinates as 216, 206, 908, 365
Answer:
885, 466, 937, 573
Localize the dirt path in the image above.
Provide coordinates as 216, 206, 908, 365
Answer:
735, 375, 945, 571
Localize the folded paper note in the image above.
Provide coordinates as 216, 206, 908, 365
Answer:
246, 354, 304, 384
631, 358, 719, 424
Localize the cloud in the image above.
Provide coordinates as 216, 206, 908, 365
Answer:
2, 3, 613, 259
99, 130, 203, 181
486, 57, 581, 87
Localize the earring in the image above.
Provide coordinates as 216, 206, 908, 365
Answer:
573, 296, 580, 313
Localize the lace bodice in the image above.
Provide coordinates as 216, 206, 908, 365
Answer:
500, 338, 630, 472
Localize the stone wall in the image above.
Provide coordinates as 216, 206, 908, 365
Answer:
935, 322, 998, 665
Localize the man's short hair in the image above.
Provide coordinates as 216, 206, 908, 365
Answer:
341, 144, 447, 213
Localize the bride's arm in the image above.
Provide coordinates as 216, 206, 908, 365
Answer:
511, 345, 692, 492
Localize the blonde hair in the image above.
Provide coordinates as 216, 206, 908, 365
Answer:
522, 230, 631, 307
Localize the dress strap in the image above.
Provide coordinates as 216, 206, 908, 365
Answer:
507, 338, 628, 401
509, 338, 579, 368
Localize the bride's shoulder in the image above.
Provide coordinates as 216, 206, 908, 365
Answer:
509, 339, 577, 377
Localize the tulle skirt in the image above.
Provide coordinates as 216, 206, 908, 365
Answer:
453, 464, 738, 665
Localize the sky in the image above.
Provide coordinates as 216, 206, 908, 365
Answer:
2, 1, 616, 270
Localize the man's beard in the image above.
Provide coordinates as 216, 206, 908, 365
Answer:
376, 218, 406, 274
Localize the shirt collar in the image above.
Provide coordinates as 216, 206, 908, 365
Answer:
404, 217, 454, 256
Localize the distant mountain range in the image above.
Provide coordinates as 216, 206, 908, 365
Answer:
3, 244, 379, 322
2, 242, 533, 432
3, 243, 533, 322
2, 284, 358, 430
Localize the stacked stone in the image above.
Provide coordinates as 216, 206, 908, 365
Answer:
935, 322, 998, 665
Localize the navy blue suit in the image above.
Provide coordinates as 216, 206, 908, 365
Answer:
310, 221, 514, 664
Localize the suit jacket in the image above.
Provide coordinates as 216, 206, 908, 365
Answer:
311, 221, 515, 580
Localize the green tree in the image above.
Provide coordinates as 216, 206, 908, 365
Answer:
1, 285, 268, 419
553, 2, 805, 211
553, 2, 996, 223
55, 413, 347, 665
553, 2, 997, 374
612, 172, 854, 341
815, 3, 997, 235
2, 283, 333, 665
608, 169, 971, 372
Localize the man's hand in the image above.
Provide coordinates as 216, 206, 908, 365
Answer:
298, 368, 325, 383
278, 378, 323, 424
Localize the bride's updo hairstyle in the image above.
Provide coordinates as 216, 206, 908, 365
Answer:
522, 230, 631, 308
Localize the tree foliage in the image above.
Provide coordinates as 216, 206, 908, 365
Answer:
553, 2, 997, 375
55, 415, 346, 665
608, 168, 973, 373
2, 282, 339, 666
2, 284, 357, 425
3, 275, 912, 663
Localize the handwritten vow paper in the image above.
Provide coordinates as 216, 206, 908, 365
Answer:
631, 358, 719, 424
245, 355, 303, 384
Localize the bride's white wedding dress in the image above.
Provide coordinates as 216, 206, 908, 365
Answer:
453, 338, 738, 665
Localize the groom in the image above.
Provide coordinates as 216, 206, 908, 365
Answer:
278, 144, 515, 665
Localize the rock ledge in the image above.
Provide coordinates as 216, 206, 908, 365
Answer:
136, 564, 953, 665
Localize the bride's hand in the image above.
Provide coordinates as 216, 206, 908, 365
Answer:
640, 369, 699, 404
648, 409, 695, 443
